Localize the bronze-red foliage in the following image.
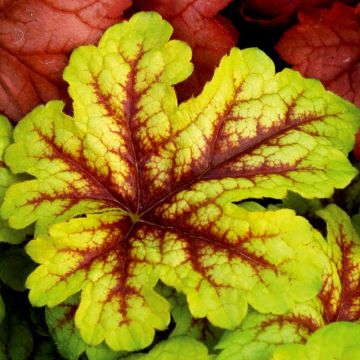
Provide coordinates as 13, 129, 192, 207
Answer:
0, 0, 131, 121
238, 0, 357, 27
276, 3, 360, 107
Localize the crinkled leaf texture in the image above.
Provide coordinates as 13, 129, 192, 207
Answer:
216, 305, 322, 360
276, 3, 360, 107
316, 205, 360, 323
272, 322, 360, 360
216, 204, 360, 359
46, 285, 220, 359
2, 11, 360, 352
238, 0, 357, 27
45, 294, 124, 360
0, 0, 132, 121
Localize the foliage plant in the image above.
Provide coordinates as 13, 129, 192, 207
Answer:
0, 6, 359, 360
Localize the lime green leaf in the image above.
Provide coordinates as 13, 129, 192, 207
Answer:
2, 11, 359, 352
316, 204, 360, 322
216, 203, 360, 359
26, 208, 325, 351
271, 322, 360, 360
124, 336, 210, 360
46, 294, 124, 360
216, 304, 324, 360
0, 116, 24, 244
0, 248, 35, 292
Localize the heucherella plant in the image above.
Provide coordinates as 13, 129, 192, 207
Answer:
45, 284, 222, 359
216, 204, 360, 359
1, 11, 360, 353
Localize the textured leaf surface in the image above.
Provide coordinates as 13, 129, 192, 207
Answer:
238, 0, 357, 27
0, 0, 131, 121
272, 322, 360, 360
316, 205, 360, 322
216, 304, 323, 360
3, 11, 360, 352
0, 116, 25, 244
133, 0, 238, 100
216, 204, 360, 359
276, 3, 360, 106
46, 294, 123, 360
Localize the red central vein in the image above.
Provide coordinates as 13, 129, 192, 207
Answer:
138, 219, 277, 270
123, 50, 144, 214
334, 224, 359, 322
41, 133, 127, 210
141, 101, 327, 217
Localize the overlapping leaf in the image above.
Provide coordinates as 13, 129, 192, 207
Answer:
46, 288, 218, 359
0, 0, 132, 121
216, 204, 360, 359
316, 205, 360, 322
157, 284, 223, 350
272, 322, 360, 359
2, 11, 360, 352
216, 304, 324, 360
276, 3, 360, 107
238, 0, 357, 27
46, 294, 123, 360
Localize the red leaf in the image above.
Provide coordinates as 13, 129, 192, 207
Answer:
132, 0, 238, 100
276, 3, 360, 107
354, 130, 360, 161
0, 0, 131, 121
238, 0, 357, 27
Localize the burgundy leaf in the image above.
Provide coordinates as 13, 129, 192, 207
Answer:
276, 3, 360, 107
238, 0, 358, 27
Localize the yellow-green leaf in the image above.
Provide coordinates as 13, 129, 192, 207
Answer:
2, 11, 360, 352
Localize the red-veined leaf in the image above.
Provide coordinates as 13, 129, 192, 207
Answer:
216, 204, 360, 359
1, 11, 359, 352
132, 0, 238, 100
276, 3, 360, 106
